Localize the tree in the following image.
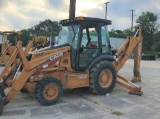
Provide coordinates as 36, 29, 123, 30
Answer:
34, 19, 60, 36
109, 29, 126, 38
109, 29, 117, 37
109, 29, 133, 38
152, 31, 160, 52
123, 28, 134, 36
136, 11, 160, 53
17, 19, 60, 46
7, 34, 17, 45
20, 29, 32, 46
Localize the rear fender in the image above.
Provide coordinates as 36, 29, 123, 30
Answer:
87, 54, 115, 70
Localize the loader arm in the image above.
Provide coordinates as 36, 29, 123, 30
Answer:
1, 41, 69, 103
0, 41, 33, 82
112, 26, 143, 95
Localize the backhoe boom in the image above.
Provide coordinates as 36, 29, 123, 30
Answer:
112, 26, 143, 95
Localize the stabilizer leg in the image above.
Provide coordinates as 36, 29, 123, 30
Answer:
117, 74, 143, 95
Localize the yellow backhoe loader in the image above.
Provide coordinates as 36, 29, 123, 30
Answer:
31, 36, 48, 50
0, 31, 21, 64
0, 17, 143, 115
0, 31, 49, 65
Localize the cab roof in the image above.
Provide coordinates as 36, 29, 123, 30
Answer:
60, 17, 112, 26
0, 31, 21, 35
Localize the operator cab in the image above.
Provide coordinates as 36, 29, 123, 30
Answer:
0, 31, 20, 54
58, 17, 112, 70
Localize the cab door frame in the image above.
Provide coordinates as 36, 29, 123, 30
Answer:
75, 23, 102, 71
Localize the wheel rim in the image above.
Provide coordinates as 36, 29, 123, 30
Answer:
43, 83, 58, 100
99, 69, 113, 88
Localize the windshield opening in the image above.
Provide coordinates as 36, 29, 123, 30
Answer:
101, 25, 111, 54
57, 25, 79, 47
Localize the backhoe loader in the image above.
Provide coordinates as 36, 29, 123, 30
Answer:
0, 31, 49, 66
31, 35, 48, 50
0, 17, 143, 115
0, 31, 21, 64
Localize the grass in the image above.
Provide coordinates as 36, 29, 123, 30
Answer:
143, 50, 157, 56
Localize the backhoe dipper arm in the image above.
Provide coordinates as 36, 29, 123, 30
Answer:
112, 26, 143, 95
132, 29, 143, 82
113, 27, 143, 71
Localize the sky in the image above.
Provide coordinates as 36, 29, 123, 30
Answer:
0, 0, 160, 31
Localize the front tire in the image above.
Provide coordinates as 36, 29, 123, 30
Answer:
89, 61, 116, 95
35, 77, 63, 106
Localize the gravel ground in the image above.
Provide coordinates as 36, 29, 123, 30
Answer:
0, 59, 160, 119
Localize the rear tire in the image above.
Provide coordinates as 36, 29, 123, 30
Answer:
89, 61, 116, 95
35, 77, 63, 106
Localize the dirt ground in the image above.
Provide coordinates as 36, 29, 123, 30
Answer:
0, 59, 160, 119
